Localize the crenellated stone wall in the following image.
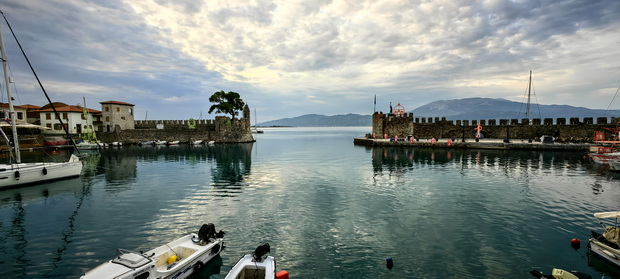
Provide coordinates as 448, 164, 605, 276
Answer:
373, 113, 620, 143
97, 105, 254, 144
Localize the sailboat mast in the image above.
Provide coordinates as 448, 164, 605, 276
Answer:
0, 24, 20, 163
526, 70, 532, 121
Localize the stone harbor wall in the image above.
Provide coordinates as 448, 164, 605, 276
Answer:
373, 112, 619, 142
98, 106, 254, 144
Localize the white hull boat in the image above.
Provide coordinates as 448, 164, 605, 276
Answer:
530, 268, 592, 279
191, 140, 203, 145
82, 224, 225, 279
0, 20, 82, 189
76, 140, 100, 150
0, 154, 82, 189
168, 140, 180, 145
588, 211, 620, 269
155, 140, 167, 145
225, 244, 288, 279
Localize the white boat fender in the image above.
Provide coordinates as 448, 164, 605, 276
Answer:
42, 167, 47, 175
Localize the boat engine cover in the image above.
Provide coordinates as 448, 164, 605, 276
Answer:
198, 223, 216, 242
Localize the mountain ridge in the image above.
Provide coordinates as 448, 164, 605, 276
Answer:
257, 97, 620, 127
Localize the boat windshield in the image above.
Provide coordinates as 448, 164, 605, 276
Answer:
111, 249, 152, 268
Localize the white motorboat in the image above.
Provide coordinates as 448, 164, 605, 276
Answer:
81, 223, 225, 279
609, 159, 620, 171
138, 141, 154, 147
530, 268, 592, 279
207, 140, 215, 145
191, 140, 203, 145
167, 140, 180, 145
155, 140, 167, 145
588, 211, 620, 269
76, 140, 100, 150
0, 18, 82, 189
225, 243, 288, 279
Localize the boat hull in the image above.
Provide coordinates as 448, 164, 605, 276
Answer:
0, 155, 83, 189
81, 234, 225, 279
588, 237, 620, 269
225, 255, 275, 279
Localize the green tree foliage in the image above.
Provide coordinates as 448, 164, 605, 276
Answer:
208, 90, 246, 119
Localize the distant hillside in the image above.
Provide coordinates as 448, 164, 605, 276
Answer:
258, 97, 620, 127
258, 113, 371, 127
413, 97, 620, 120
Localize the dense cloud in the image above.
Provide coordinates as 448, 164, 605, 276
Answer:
1, 0, 619, 121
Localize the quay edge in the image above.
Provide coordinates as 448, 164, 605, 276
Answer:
353, 138, 591, 151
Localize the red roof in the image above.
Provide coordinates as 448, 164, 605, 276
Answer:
0, 102, 29, 109
100, 100, 134, 106
36, 105, 101, 113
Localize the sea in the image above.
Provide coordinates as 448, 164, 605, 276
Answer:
1, 126, 620, 279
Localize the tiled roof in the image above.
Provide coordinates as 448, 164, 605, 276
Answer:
0, 103, 29, 109
36, 106, 101, 113
100, 100, 134, 106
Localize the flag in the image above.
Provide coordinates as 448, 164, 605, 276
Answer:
373, 94, 376, 112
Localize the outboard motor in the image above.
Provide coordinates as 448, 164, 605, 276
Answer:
252, 243, 270, 262
198, 223, 216, 243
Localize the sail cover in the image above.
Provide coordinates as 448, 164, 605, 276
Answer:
594, 211, 620, 219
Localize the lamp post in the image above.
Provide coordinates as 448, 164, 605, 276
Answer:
461, 121, 465, 143
504, 122, 510, 143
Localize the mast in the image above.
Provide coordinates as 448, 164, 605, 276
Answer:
0, 23, 20, 163
526, 70, 532, 121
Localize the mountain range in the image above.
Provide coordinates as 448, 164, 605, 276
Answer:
257, 97, 620, 127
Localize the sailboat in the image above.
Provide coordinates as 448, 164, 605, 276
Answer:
252, 108, 264, 134
0, 12, 82, 189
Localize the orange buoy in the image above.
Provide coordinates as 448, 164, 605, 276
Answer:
570, 238, 581, 250
276, 270, 289, 279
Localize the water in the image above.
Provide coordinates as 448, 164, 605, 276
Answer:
1, 127, 620, 278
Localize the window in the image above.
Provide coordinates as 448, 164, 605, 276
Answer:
81, 114, 85, 120
105, 107, 109, 112
46, 113, 51, 120
62, 113, 68, 119
0, 111, 5, 119
106, 116, 109, 122
116, 107, 120, 112
17, 112, 23, 120
121, 117, 125, 120
129, 108, 133, 116
46, 123, 52, 128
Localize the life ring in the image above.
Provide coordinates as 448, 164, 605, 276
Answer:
42, 167, 48, 175
190, 233, 200, 243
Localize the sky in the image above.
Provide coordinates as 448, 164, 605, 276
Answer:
0, 0, 619, 122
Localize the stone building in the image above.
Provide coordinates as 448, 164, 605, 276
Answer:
100, 100, 135, 132
37, 102, 100, 135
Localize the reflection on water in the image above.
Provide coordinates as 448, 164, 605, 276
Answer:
2, 128, 620, 278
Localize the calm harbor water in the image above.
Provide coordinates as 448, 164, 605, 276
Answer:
1, 126, 620, 278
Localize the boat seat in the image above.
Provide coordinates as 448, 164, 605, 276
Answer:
603, 226, 620, 245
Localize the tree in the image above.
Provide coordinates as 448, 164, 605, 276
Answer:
208, 91, 246, 119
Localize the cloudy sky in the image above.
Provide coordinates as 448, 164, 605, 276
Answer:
0, 0, 619, 122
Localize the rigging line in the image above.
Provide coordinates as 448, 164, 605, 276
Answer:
0, 10, 80, 154
530, 81, 542, 119
604, 84, 620, 116
516, 78, 530, 119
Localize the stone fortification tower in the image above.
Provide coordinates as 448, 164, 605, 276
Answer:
100, 100, 135, 132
